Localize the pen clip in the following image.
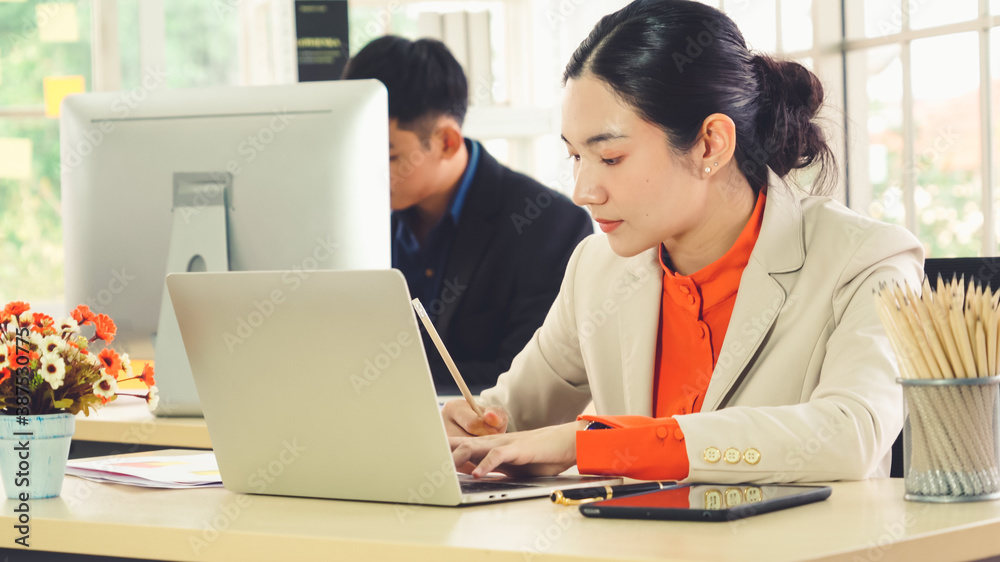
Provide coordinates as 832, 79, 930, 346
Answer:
550, 490, 606, 506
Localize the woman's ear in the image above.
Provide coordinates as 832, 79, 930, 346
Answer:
698, 113, 737, 176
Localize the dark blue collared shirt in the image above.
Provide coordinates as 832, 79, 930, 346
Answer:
393, 139, 481, 319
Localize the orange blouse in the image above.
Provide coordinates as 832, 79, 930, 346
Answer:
578, 193, 767, 480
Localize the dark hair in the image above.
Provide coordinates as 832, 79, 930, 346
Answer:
342, 36, 469, 139
563, 0, 835, 195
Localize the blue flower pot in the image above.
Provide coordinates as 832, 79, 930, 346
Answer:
0, 414, 75, 499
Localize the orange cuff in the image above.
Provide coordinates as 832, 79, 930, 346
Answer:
576, 415, 690, 481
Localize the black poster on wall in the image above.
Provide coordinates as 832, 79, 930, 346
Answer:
294, 0, 349, 82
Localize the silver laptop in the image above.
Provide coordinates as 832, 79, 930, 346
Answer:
166, 269, 621, 505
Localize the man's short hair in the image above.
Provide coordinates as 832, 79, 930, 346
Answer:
342, 36, 469, 140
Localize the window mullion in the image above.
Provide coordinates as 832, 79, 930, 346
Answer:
981, 0, 994, 256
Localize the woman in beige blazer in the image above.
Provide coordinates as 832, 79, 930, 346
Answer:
445, 0, 924, 484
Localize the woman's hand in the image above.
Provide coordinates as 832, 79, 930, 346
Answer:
441, 398, 508, 437
450, 420, 589, 477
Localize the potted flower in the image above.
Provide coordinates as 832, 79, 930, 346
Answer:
0, 301, 158, 499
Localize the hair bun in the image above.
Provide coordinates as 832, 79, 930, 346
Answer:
750, 55, 832, 182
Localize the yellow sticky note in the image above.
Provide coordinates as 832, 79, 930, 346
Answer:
37, 3, 79, 43
0, 138, 33, 180
43, 75, 85, 118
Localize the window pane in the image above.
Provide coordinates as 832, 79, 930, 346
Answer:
851, 46, 905, 228
164, 0, 239, 88
912, 32, 982, 257
726, 0, 777, 53
991, 28, 1000, 253
0, 1, 92, 305
780, 0, 813, 53
0, 1, 92, 105
910, 0, 978, 31
118, 0, 141, 90
845, 0, 900, 39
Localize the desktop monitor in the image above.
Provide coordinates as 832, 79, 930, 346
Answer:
60, 80, 390, 415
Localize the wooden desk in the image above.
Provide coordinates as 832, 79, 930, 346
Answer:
1, 450, 999, 561
74, 401, 211, 449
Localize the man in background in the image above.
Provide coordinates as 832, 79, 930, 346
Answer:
343, 36, 593, 394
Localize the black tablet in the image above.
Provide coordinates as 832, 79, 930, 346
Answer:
579, 483, 831, 522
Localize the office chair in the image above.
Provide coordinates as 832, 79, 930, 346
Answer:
888, 257, 1000, 478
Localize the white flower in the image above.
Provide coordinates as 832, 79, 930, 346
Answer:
0, 347, 9, 371
145, 386, 159, 411
57, 317, 80, 337
39, 335, 65, 356
40, 353, 66, 390
93, 372, 118, 398
17, 312, 33, 327
120, 353, 133, 379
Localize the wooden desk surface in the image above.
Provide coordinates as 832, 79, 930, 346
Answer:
74, 401, 211, 449
2, 450, 1000, 562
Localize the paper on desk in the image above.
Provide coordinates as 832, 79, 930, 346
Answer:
66, 453, 223, 488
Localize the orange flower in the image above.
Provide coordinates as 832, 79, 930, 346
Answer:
3, 302, 29, 317
138, 363, 156, 387
92, 314, 116, 343
0, 310, 9, 324
31, 313, 54, 332
98, 348, 122, 378
71, 305, 96, 326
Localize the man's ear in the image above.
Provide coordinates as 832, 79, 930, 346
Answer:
438, 120, 465, 160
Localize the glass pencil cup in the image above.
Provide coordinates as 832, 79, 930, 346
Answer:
899, 375, 1000, 502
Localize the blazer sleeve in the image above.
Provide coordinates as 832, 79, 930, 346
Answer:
571, 224, 924, 483
478, 235, 597, 433
452, 208, 594, 390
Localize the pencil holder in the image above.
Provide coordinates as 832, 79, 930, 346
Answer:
900, 376, 1000, 502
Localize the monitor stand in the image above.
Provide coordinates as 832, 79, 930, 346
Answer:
152, 172, 232, 417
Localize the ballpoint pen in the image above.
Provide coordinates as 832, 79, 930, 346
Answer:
550, 481, 679, 506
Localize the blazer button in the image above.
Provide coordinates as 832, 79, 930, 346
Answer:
743, 448, 761, 465
723, 448, 741, 464
703, 447, 722, 463
656, 426, 668, 439
725, 488, 743, 507
744, 487, 763, 503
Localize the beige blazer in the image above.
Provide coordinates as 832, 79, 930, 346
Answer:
480, 185, 924, 483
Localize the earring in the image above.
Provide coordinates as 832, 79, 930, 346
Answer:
714, 162, 719, 167
705, 167, 712, 173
